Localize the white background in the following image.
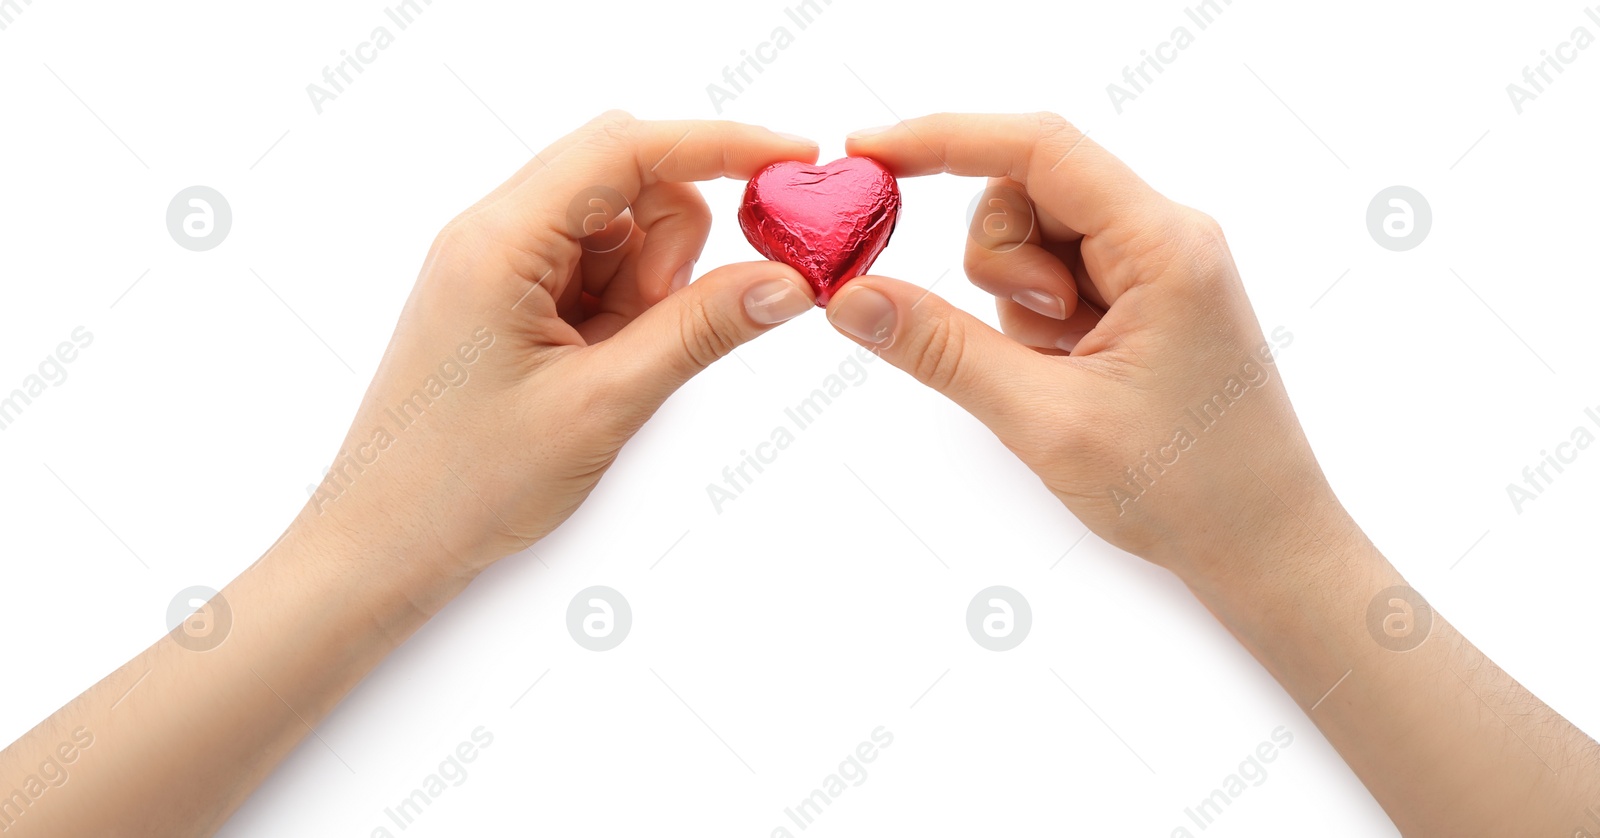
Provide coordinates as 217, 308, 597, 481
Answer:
3, 1, 1598, 835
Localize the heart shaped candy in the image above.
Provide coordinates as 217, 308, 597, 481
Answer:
737, 157, 901, 306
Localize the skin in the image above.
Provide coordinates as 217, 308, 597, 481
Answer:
831, 113, 1600, 835
0, 112, 823, 837
0, 111, 1594, 836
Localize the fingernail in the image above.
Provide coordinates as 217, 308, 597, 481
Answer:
671, 261, 695, 293
848, 125, 894, 139
774, 131, 817, 146
744, 278, 813, 325
1013, 290, 1067, 320
827, 285, 897, 345
1056, 330, 1091, 353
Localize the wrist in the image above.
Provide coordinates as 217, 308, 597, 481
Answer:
1151, 442, 1359, 592
280, 501, 481, 627
299, 445, 518, 569
1178, 500, 1401, 666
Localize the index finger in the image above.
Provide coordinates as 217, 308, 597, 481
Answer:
843, 112, 1162, 238
499, 112, 819, 246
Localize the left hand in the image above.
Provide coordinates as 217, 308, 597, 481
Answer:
297, 111, 819, 581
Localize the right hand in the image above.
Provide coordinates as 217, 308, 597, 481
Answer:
829, 113, 1342, 583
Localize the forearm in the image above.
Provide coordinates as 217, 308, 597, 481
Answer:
1186, 507, 1600, 836
0, 514, 470, 837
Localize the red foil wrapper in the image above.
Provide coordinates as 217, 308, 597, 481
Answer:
738, 157, 901, 306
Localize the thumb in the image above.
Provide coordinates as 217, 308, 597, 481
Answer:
824, 276, 1050, 437
599, 260, 816, 407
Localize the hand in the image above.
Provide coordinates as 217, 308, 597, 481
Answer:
0, 116, 823, 838
299, 112, 819, 579
828, 113, 1335, 583
829, 113, 1600, 837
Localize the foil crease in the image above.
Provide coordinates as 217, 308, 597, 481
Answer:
738, 157, 901, 306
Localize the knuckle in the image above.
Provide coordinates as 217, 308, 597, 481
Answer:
582, 110, 637, 149
591, 109, 635, 128
427, 211, 566, 305
1161, 206, 1238, 294
598, 121, 636, 149
677, 297, 743, 370
1182, 208, 1226, 243
962, 243, 988, 275
678, 192, 713, 226
428, 215, 491, 263
1033, 111, 1076, 142
908, 315, 969, 392
1028, 112, 1083, 175
1175, 209, 1229, 263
